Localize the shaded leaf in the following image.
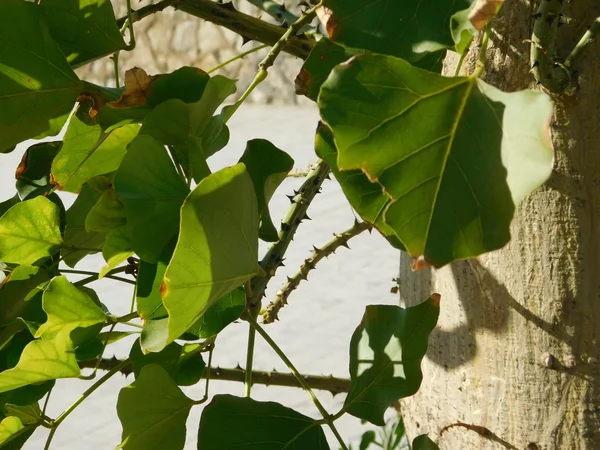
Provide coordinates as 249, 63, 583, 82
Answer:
114, 135, 189, 263
0, 0, 82, 152
239, 139, 294, 242
359, 430, 376, 450
412, 434, 439, 450
15, 142, 61, 201
0, 197, 63, 265
0, 331, 80, 393
50, 105, 139, 193
186, 288, 246, 339
62, 182, 106, 267
322, 0, 470, 65
162, 164, 260, 347
344, 299, 440, 425
85, 187, 126, 232
0, 267, 49, 329
35, 276, 106, 343
3, 403, 40, 426
315, 124, 402, 249
319, 53, 554, 267
451, 8, 478, 56
97, 330, 137, 346
117, 364, 193, 450
40, 0, 127, 66
198, 395, 330, 449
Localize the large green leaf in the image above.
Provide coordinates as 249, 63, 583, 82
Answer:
319, 53, 554, 267
0, 197, 63, 265
15, 142, 62, 201
315, 124, 402, 249
185, 287, 246, 339
162, 164, 260, 347
62, 182, 106, 267
114, 135, 189, 263
50, 105, 139, 193
0, 267, 49, 329
129, 339, 205, 386
198, 395, 330, 449
0, 331, 80, 393
35, 276, 106, 342
344, 299, 440, 425
323, 0, 470, 64
239, 139, 294, 242
40, 0, 127, 67
85, 187, 126, 232
0, 0, 82, 152
117, 364, 193, 450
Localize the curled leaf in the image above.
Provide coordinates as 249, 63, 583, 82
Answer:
469, 0, 503, 31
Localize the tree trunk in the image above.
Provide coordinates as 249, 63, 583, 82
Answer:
399, 1, 600, 448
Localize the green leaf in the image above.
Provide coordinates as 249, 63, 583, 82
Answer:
0, 197, 19, 220
35, 276, 106, 343
114, 135, 189, 263
319, 53, 554, 267
62, 183, 106, 267
239, 139, 294, 242
136, 239, 175, 322
85, 187, 126, 232
451, 7, 478, 56
412, 434, 439, 450
359, 430, 376, 450
0, 331, 80, 393
139, 318, 169, 354
0, 267, 49, 329
315, 124, 402, 250
323, 0, 470, 64
97, 330, 137, 346
3, 403, 41, 426
117, 364, 193, 450
0, 416, 24, 445
99, 227, 133, 278
162, 164, 260, 347
15, 142, 62, 201
40, 0, 127, 67
186, 288, 246, 339
0, 0, 82, 152
296, 38, 361, 102
129, 339, 205, 386
0, 197, 63, 265
50, 105, 139, 193
198, 395, 330, 449
344, 299, 440, 425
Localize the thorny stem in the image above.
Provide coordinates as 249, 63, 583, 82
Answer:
44, 359, 131, 450
246, 0, 299, 25
208, 44, 268, 73
223, 0, 322, 121
248, 159, 330, 309
244, 315, 257, 397
262, 220, 372, 323
80, 359, 351, 395
245, 312, 348, 450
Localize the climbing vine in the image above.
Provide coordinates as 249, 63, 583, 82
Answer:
1, 0, 597, 448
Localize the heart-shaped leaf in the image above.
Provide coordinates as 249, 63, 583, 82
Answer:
0, 197, 63, 266
114, 135, 190, 263
40, 0, 127, 67
239, 139, 294, 242
344, 298, 440, 425
162, 163, 260, 347
0, 0, 83, 152
117, 364, 194, 450
197, 395, 330, 449
319, 53, 554, 267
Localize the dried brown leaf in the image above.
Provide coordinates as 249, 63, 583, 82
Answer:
108, 67, 159, 109
468, 0, 503, 31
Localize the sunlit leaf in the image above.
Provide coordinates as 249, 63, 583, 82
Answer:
186, 288, 245, 339
0, 331, 80, 393
198, 395, 330, 449
0, 0, 82, 152
239, 139, 294, 242
0, 197, 63, 265
117, 364, 193, 450
0, 266, 49, 329
99, 227, 133, 279
114, 135, 189, 263
97, 330, 137, 346
344, 299, 440, 425
0, 416, 24, 445
40, 0, 127, 66
35, 276, 106, 342
15, 142, 62, 201
51, 105, 139, 193
162, 164, 260, 347
319, 53, 554, 267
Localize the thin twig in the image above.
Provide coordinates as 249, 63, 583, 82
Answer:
79, 358, 351, 395
248, 159, 330, 308
263, 220, 372, 323
565, 16, 600, 71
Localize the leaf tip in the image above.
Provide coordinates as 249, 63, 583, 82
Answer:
411, 255, 432, 271
430, 293, 441, 306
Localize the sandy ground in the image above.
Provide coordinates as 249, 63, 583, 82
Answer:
0, 104, 401, 449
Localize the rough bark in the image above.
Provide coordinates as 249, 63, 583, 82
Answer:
399, 1, 600, 449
